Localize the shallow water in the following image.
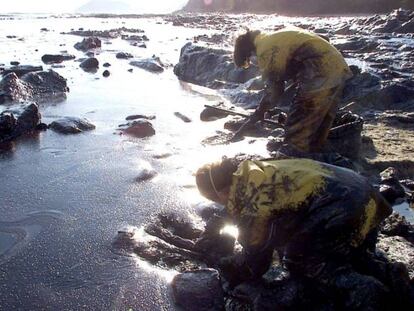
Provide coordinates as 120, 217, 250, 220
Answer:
0, 13, 413, 310
0, 14, 269, 310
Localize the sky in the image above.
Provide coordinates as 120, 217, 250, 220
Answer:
0, 0, 189, 13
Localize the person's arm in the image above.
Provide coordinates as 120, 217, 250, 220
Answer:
219, 215, 276, 286
252, 77, 285, 121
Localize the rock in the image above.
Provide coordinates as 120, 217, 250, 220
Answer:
174, 112, 192, 123
174, 43, 259, 88
0, 65, 43, 77
134, 168, 157, 182
372, 18, 401, 33
102, 70, 110, 77
379, 167, 406, 204
157, 212, 203, 240
200, 104, 229, 121
334, 38, 379, 53
0, 113, 16, 134
354, 83, 414, 111
0, 70, 68, 104
16, 103, 41, 132
74, 37, 101, 51
125, 114, 155, 121
80, 58, 99, 70
49, 117, 96, 134
171, 269, 224, 311
41, 54, 75, 64
65, 28, 137, 39
129, 58, 164, 73
377, 235, 414, 280
112, 230, 139, 252
396, 18, 414, 33
381, 213, 414, 244
224, 88, 265, 109
400, 179, 414, 191
0, 103, 41, 143
335, 25, 354, 35
103, 62, 111, 67
342, 71, 381, 103
10, 61, 20, 66
116, 52, 133, 59
121, 120, 155, 138
224, 116, 266, 137
36, 123, 48, 131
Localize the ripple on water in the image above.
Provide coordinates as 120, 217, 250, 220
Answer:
0, 210, 65, 264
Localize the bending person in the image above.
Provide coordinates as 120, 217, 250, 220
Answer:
196, 158, 394, 309
234, 28, 352, 154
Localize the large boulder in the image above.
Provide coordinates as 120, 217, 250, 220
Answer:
49, 117, 96, 134
74, 37, 101, 51
174, 43, 259, 88
0, 70, 68, 104
171, 269, 224, 311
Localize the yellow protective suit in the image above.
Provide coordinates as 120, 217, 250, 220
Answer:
226, 159, 391, 254
254, 29, 353, 153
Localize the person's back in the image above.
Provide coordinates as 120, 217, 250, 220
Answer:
226, 159, 391, 252
254, 29, 351, 90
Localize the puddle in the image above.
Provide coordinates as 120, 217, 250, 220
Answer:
393, 201, 414, 224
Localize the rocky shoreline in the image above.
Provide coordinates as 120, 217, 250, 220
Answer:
0, 9, 413, 310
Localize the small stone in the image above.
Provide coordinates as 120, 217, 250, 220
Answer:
103, 70, 110, 77
49, 117, 96, 134
116, 52, 133, 59
80, 58, 99, 70
125, 114, 155, 121
122, 120, 155, 138
174, 112, 192, 123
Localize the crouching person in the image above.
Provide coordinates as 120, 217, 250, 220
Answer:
196, 158, 394, 310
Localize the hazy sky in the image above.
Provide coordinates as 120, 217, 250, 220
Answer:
0, 0, 189, 13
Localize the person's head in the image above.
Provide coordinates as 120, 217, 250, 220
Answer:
196, 157, 239, 205
233, 30, 260, 69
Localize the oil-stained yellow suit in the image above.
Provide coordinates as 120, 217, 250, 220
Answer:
254, 29, 353, 153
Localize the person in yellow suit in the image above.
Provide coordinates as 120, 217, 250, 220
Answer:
196, 157, 395, 309
233, 29, 353, 154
